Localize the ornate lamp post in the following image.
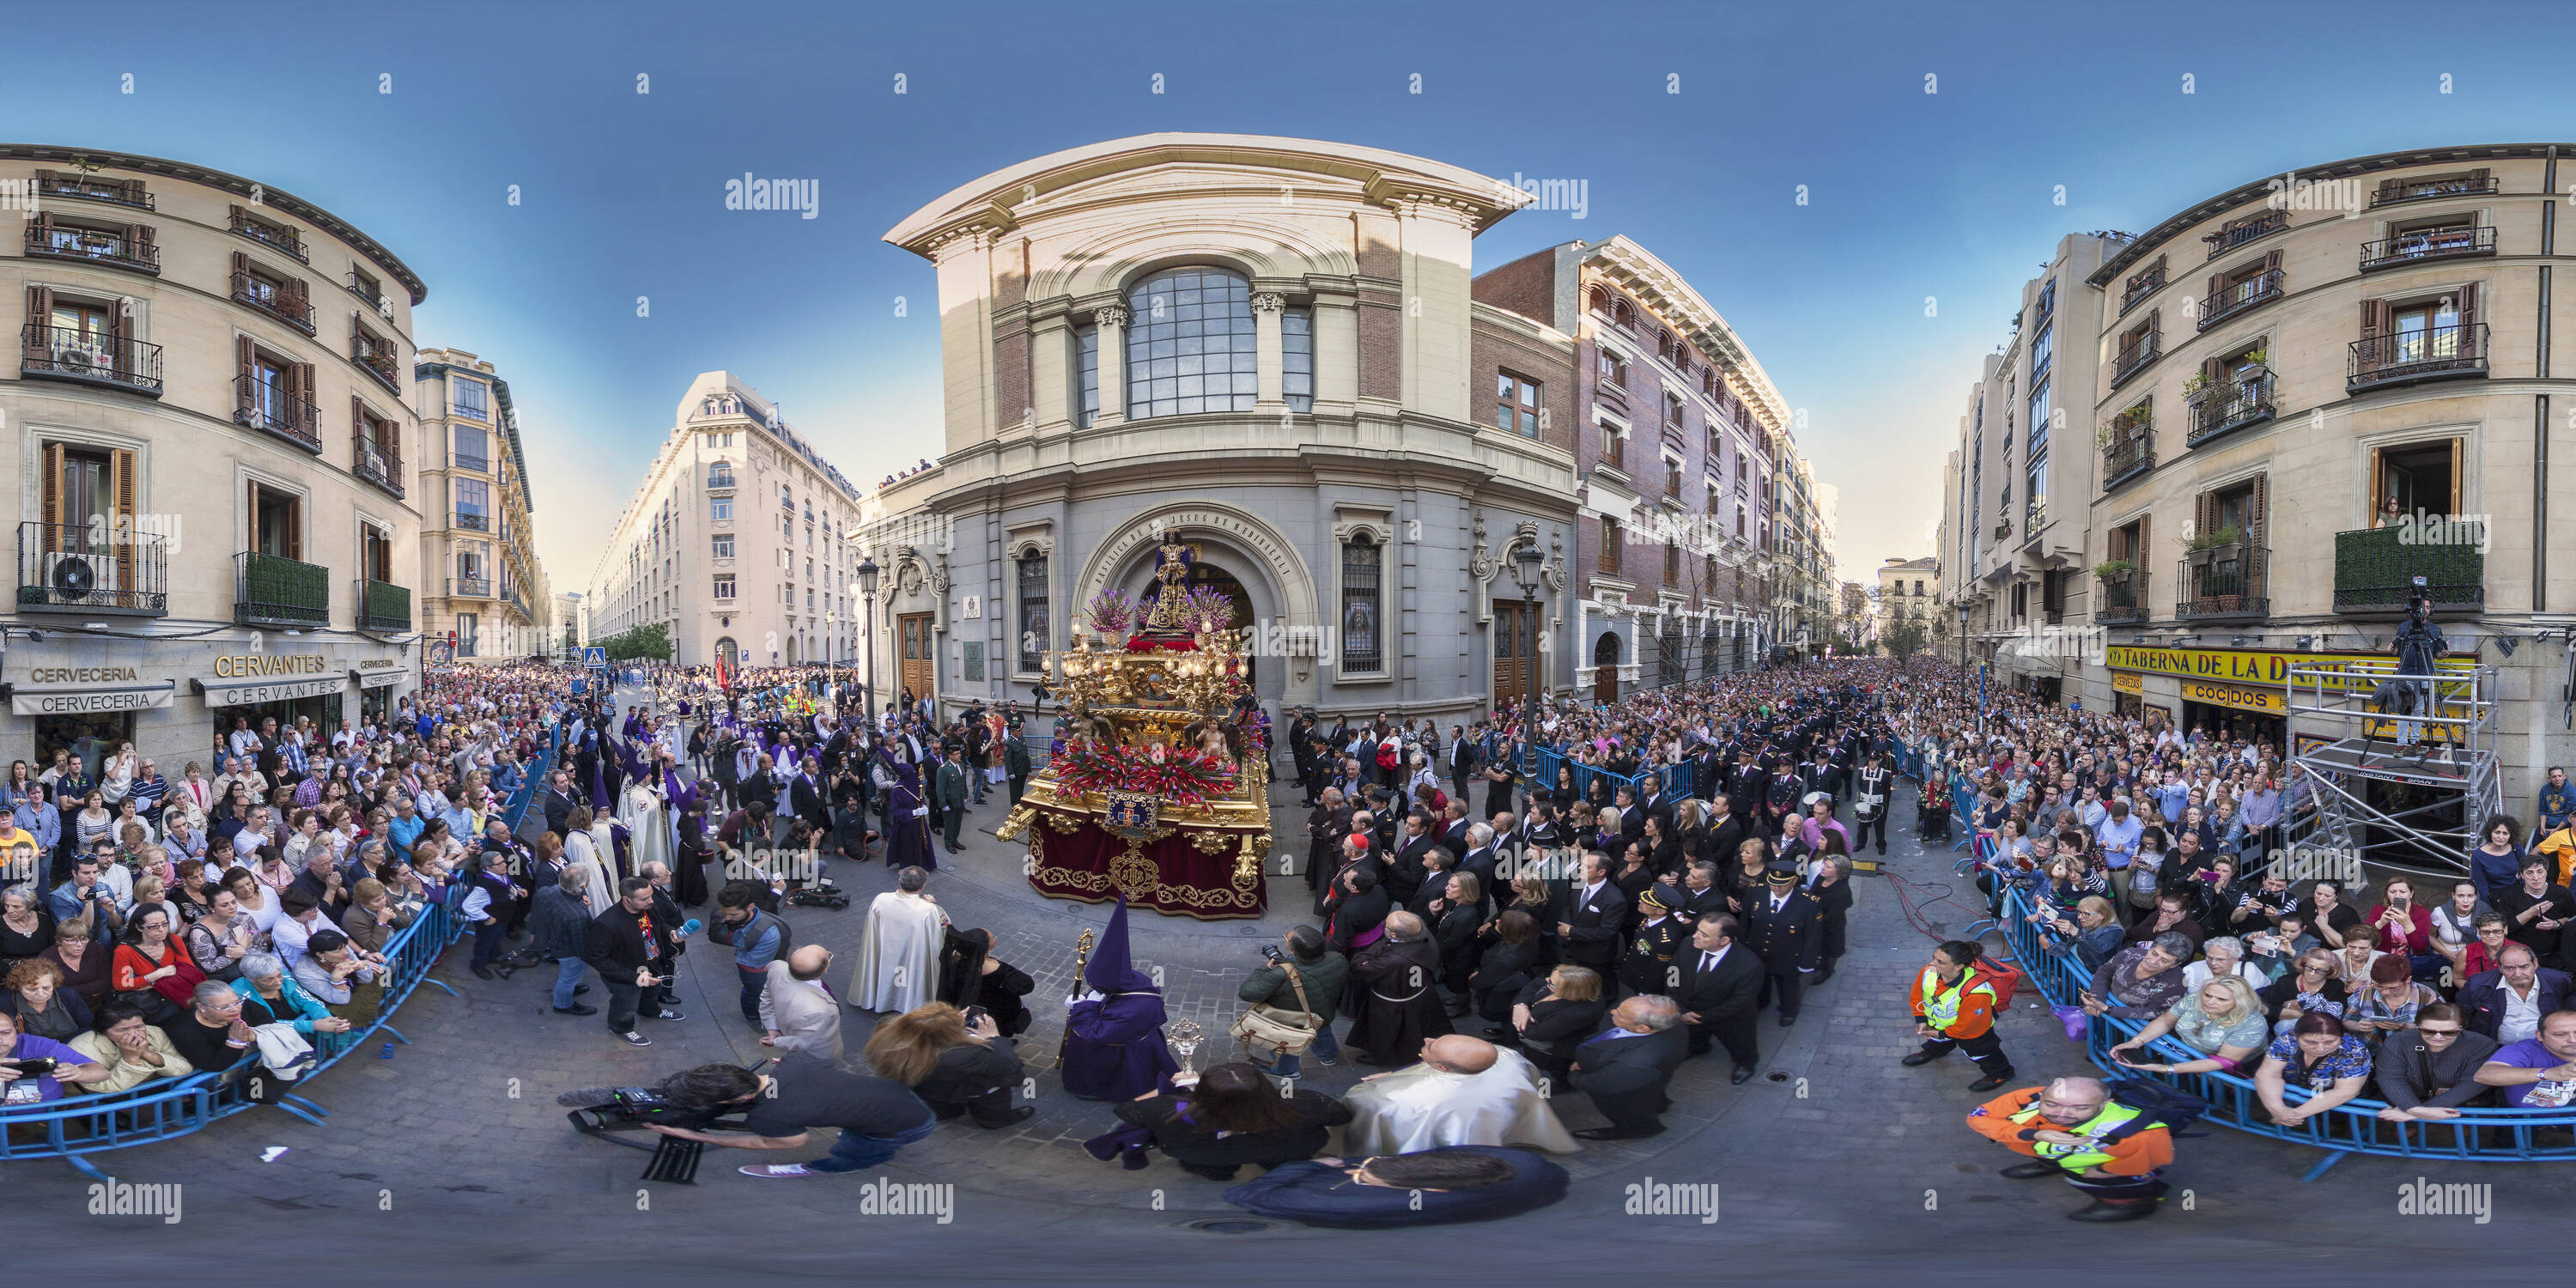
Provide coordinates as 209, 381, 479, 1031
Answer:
857, 556, 880, 719
1510, 544, 1546, 787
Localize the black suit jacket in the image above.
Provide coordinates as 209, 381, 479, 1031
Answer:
2458, 968, 2576, 1039
1562, 880, 1629, 969
1573, 1024, 1690, 1097
1440, 818, 1472, 855
789, 773, 831, 829
543, 788, 577, 837
1672, 943, 1765, 1024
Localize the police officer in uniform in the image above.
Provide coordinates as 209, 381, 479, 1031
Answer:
1850, 751, 1894, 857
1618, 884, 1687, 999
1741, 864, 1821, 1026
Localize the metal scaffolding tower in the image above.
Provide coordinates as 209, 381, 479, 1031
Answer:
2284, 660, 2498, 876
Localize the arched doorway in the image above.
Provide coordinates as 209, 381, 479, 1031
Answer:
715, 636, 738, 667
1142, 556, 1261, 686
1700, 623, 1720, 677
1592, 632, 1621, 704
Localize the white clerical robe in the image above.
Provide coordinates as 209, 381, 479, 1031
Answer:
1334, 1047, 1581, 1155
848, 891, 946, 1013
620, 779, 673, 878
563, 829, 613, 915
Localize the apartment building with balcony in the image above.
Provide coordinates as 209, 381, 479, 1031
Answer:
2062, 144, 2576, 783
416, 349, 547, 662
1473, 234, 1783, 703
1, 146, 426, 767
1941, 232, 2128, 702
587, 373, 862, 668
1875, 555, 1939, 646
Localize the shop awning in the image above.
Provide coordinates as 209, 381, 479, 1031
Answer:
10, 683, 177, 716
355, 668, 404, 690
192, 676, 348, 707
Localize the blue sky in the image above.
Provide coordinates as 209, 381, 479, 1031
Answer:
15, 0, 2575, 597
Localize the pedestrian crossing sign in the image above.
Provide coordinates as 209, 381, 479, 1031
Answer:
582, 647, 608, 669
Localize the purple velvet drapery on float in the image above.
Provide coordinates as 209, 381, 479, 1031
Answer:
1024, 817, 1267, 920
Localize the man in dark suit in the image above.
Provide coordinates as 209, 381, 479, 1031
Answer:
1558, 852, 1630, 975
789, 756, 833, 838
1002, 722, 1033, 805
1673, 914, 1764, 1082
1571, 995, 1692, 1139
1637, 779, 1676, 841
2457, 946, 2574, 1039
1388, 811, 1437, 908
933, 749, 970, 854
1438, 804, 1473, 859
1704, 796, 1749, 871
1679, 862, 1730, 921
1457, 826, 1499, 903
1741, 865, 1822, 1025
1446, 725, 1479, 807
541, 769, 580, 839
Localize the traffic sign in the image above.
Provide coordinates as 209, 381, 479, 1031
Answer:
581, 647, 607, 669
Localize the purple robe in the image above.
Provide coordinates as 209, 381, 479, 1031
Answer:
1061, 991, 1179, 1100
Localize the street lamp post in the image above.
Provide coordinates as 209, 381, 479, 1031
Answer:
1958, 602, 1975, 738
1510, 544, 1546, 793
857, 556, 880, 720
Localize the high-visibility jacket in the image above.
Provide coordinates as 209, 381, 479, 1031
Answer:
1966, 1086, 2172, 1176
1911, 963, 1997, 1039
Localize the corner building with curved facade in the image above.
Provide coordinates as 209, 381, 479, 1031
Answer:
866, 134, 1608, 723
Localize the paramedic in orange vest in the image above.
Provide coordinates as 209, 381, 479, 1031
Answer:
1902, 940, 2015, 1091
1965, 1074, 2174, 1223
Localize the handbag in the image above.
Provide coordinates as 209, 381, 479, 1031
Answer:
1230, 962, 1320, 1059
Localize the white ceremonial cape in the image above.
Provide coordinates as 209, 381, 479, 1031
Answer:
848, 890, 946, 1012
1333, 1046, 1582, 1155
563, 829, 614, 915
620, 779, 673, 878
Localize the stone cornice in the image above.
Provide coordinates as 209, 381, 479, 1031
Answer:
1580, 234, 1790, 432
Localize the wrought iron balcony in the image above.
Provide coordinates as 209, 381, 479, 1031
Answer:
229, 210, 307, 263
235, 551, 330, 629
2348, 323, 2488, 392
353, 433, 404, 499
21, 325, 163, 397
18, 523, 167, 616
2203, 210, 2286, 259
705, 468, 736, 489
353, 337, 401, 392
2360, 225, 2496, 271
2095, 573, 2145, 626
2175, 546, 2269, 622
2371, 174, 2500, 207
356, 578, 411, 631
2110, 332, 2160, 388
2332, 526, 2484, 617
2120, 268, 2165, 315
34, 172, 152, 210
23, 223, 158, 275
2197, 269, 2284, 331
234, 374, 322, 452
230, 270, 314, 333
2186, 368, 2275, 447
2101, 424, 2154, 491
345, 270, 387, 311
449, 575, 493, 599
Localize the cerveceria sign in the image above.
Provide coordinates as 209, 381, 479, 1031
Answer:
213, 654, 328, 678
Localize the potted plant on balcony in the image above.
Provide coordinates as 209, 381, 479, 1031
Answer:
2092, 559, 2135, 583
2184, 525, 2241, 567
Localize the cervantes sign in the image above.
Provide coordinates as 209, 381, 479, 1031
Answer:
2105, 645, 2473, 687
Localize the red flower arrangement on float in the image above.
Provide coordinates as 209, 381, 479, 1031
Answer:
1052, 737, 1238, 806
1123, 636, 1198, 653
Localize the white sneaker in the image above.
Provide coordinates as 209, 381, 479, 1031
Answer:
739, 1163, 814, 1179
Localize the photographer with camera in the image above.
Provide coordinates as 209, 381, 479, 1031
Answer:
586, 877, 683, 1048
645, 1055, 937, 1181
1236, 926, 1348, 1079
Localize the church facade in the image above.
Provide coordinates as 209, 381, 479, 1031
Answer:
862, 134, 1606, 725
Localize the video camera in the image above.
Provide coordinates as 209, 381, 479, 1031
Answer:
561, 1060, 768, 1184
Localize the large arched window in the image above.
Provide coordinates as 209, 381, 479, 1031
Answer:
1127, 267, 1257, 419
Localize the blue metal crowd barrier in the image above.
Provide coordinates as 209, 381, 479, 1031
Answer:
1989, 884, 2576, 1173
0, 709, 568, 1178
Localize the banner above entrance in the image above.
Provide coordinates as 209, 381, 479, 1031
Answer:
11, 683, 176, 716
194, 676, 347, 707
2105, 644, 2473, 686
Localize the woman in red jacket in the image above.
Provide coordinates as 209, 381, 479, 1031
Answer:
2365, 875, 2441, 985
112, 905, 208, 1021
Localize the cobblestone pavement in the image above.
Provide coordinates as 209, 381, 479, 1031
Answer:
7, 688, 2561, 1281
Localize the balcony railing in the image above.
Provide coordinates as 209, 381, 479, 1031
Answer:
454, 512, 490, 532
2203, 210, 2286, 259
21, 325, 163, 397
2095, 574, 2145, 626
2196, 269, 2283, 331
235, 551, 330, 629
2372, 174, 2500, 207
706, 469, 735, 489
345, 270, 386, 311
449, 576, 493, 599
229, 211, 308, 263
24, 223, 159, 275
2186, 368, 2274, 447
2348, 323, 2488, 392
2360, 224, 2496, 271
230, 271, 314, 333
353, 433, 404, 498
34, 173, 152, 210
18, 522, 167, 615
2110, 332, 2160, 388
234, 374, 322, 452
2120, 269, 2165, 315
2175, 546, 2269, 621
353, 338, 401, 392
356, 578, 412, 631
2102, 425, 2155, 490
2024, 496, 2046, 535
2333, 526, 2484, 617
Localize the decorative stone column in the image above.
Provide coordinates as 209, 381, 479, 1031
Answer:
1251, 290, 1287, 410
1092, 304, 1129, 427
